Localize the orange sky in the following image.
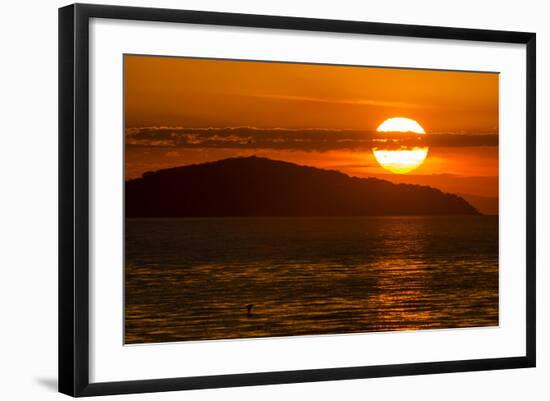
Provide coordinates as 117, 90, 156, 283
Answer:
125, 55, 499, 198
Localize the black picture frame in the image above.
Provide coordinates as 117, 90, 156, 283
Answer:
59, 3, 536, 397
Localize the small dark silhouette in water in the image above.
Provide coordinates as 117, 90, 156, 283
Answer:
246, 304, 254, 317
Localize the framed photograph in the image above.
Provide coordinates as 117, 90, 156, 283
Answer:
59, 3, 536, 397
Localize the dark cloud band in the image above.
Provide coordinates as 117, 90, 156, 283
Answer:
125, 127, 498, 151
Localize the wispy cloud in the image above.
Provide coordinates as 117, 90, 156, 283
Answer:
249, 94, 427, 109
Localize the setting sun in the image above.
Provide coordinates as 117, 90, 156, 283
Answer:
376, 117, 426, 134
373, 117, 429, 174
372, 147, 429, 174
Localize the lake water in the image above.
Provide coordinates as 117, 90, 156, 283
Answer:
125, 216, 498, 344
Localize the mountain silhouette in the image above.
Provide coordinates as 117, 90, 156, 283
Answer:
126, 156, 479, 217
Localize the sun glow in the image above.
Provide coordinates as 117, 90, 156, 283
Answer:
373, 117, 428, 174
376, 117, 426, 134
372, 147, 429, 174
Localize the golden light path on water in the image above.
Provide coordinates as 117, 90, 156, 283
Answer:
372, 117, 429, 174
